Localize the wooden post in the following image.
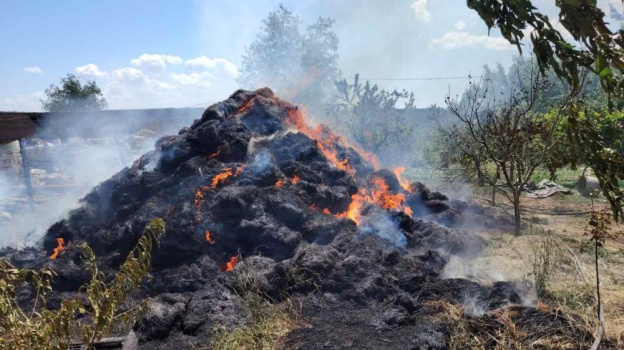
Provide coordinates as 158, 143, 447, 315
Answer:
18, 138, 35, 212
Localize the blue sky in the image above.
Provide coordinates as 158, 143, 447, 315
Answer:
1, 0, 621, 111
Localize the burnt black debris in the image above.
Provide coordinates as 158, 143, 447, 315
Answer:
5, 88, 602, 349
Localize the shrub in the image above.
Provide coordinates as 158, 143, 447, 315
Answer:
0, 218, 165, 350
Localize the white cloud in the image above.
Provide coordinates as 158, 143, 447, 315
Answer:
75, 63, 108, 78
170, 72, 214, 87
430, 31, 513, 50
130, 54, 183, 69
111, 67, 144, 81
3, 53, 240, 110
454, 21, 466, 30
410, 0, 431, 22
185, 56, 239, 76
23, 66, 43, 75
0, 91, 46, 111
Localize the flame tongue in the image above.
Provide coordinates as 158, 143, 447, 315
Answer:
210, 165, 246, 189
335, 177, 413, 224
369, 177, 406, 210
194, 165, 245, 215
205, 231, 215, 244
238, 99, 255, 114
50, 238, 66, 259
207, 149, 221, 159
194, 189, 205, 212
222, 256, 238, 272
285, 108, 378, 175
211, 168, 234, 188
393, 167, 412, 193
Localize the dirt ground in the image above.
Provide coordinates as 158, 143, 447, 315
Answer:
458, 191, 624, 343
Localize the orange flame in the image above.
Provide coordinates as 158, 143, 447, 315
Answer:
285, 109, 362, 174
345, 191, 366, 223
393, 167, 412, 193
317, 206, 350, 220
205, 231, 215, 244
333, 211, 349, 219
404, 206, 413, 217
292, 175, 300, 184
50, 238, 65, 259
195, 166, 245, 214
194, 188, 205, 212
222, 256, 238, 272
340, 177, 414, 224
207, 149, 221, 159
210, 165, 245, 189
238, 99, 254, 114
275, 179, 285, 188
369, 177, 406, 211
211, 168, 234, 188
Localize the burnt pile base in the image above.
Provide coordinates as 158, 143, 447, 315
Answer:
7, 88, 605, 349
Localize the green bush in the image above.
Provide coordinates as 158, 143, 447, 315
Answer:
0, 218, 165, 350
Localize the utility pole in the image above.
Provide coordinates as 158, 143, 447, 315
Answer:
18, 138, 35, 212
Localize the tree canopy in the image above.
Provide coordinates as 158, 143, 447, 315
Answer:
468, 0, 624, 220
42, 74, 107, 112
468, 0, 624, 104
449, 59, 567, 233
330, 74, 415, 154
238, 4, 340, 113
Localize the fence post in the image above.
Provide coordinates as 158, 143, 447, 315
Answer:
18, 138, 35, 212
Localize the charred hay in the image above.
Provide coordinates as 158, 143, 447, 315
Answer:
2, 88, 610, 349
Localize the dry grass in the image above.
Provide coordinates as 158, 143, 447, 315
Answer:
399, 168, 624, 346
209, 296, 302, 350
207, 257, 312, 350
435, 300, 600, 349
460, 193, 624, 346
440, 301, 527, 350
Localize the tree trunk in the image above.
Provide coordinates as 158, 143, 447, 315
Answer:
491, 183, 496, 205
493, 165, 500, 205
513, 191, 521, 235
590, 239, 605, 350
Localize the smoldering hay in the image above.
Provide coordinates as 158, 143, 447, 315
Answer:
5, 88, 601, 349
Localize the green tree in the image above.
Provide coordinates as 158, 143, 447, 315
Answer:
467, 3, 624, 346
238, 4, 340, 114
42, 74, 107, 112
468, 0, 624, 220
330, 74, 415, 154
448, 61, 575, 234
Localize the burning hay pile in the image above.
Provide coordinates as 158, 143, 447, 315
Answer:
8, 88, 605, 349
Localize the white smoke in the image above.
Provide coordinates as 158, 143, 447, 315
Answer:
442, 255, 507, 282
249, 151, 275, 176
461, 293, 487, 317
359, 208, 407, 247
0, 109, 200, 248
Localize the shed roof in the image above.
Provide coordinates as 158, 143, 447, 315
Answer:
0, 108, 204, 144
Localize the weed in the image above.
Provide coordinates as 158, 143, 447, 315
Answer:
530, 236, 559, 299
209, 258, 312, 350
579, 240, 608, 258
